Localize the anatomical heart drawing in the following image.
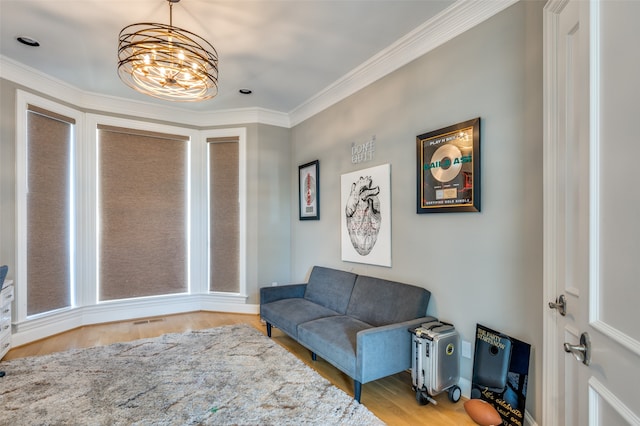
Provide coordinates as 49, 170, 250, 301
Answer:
341, 163, 391, 267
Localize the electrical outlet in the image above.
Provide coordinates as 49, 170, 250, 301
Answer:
462, 340, 472, 359
271, 281, 278, 287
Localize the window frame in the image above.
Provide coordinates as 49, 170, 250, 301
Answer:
15, 91, 83, 320
87, 114, 197, 303
15, 92, 248, 326
201, 129, 247, 297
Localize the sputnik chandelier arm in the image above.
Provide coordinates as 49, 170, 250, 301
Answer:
117, 0, 218, 102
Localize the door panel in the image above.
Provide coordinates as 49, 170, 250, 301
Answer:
588, 1, 640, 424
596, 1, 640, 347
544, 1, 640, 425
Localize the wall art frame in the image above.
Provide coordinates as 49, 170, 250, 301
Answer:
340, 163, 391, 267
298, 160, 320, 220
416, 117, 480, 213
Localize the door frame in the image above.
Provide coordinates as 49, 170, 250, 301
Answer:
542, 1, 568, 425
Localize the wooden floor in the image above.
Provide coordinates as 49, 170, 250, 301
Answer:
4, 311, 476, 426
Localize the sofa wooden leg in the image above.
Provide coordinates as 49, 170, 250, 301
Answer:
354, 381, 362, 403
266, 322, 272, 337
311, 352, 317, 361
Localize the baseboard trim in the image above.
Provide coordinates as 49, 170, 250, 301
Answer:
11, 294, 259, 347
459, 377, 472, 399
200, 293, 260, 314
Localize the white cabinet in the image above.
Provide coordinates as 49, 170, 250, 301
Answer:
0, 281, 14, 360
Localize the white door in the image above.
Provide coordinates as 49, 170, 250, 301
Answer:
543, 1, 640, 425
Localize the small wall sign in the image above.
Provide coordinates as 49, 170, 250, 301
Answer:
351, 135, 376, 164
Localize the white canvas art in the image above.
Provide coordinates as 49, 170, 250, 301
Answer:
340, 163, 391, 267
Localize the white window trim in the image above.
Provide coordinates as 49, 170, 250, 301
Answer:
15, 90, 83, 322
200, 128, 248, 298
86, 114, 199, 303
14, 93, 250, 341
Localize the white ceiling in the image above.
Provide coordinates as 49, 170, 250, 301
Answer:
0, 0, 460, 115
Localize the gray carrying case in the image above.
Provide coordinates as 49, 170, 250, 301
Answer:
410, 320, 461, 405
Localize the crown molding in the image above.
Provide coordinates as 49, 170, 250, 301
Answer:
1, 0, 515, 129
0, 55, 290, 128
288, 0, 519, 126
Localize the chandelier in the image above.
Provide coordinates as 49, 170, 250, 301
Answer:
117, 0, 218, 102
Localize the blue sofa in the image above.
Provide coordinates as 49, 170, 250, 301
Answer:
260, 266, 435, 402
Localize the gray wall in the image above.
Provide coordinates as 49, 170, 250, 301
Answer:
290, 1, 543, 420
244, 123, 292, 302
0, 79, 18, 274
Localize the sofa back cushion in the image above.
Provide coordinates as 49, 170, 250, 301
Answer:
304, 266, 358, 314
346, 275, 430, 327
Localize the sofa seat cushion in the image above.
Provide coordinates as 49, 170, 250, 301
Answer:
303, 266, 357, 314
261, 298, 340, 339
297, 315, 372, 378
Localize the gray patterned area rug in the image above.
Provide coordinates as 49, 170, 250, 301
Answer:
0, 324, 384, 425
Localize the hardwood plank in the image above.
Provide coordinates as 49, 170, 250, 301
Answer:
3, 312, 475, 425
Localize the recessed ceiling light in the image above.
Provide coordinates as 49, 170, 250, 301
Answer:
239, 89, 252, 95
16, 36, 40, 47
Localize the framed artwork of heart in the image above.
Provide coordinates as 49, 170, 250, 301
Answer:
340, 163, 391, 267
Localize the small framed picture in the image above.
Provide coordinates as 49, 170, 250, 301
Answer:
416, 117, 481, 213
299, 160, 320, 220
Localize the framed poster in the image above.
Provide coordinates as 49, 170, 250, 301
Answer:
299, 160, 320, 220
471, 324, 531, 426
341, 163, 391, 267
416, 117, 480, 213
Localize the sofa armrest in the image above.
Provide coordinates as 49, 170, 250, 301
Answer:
259, 283, 307, 305
355, 316, 437, 383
